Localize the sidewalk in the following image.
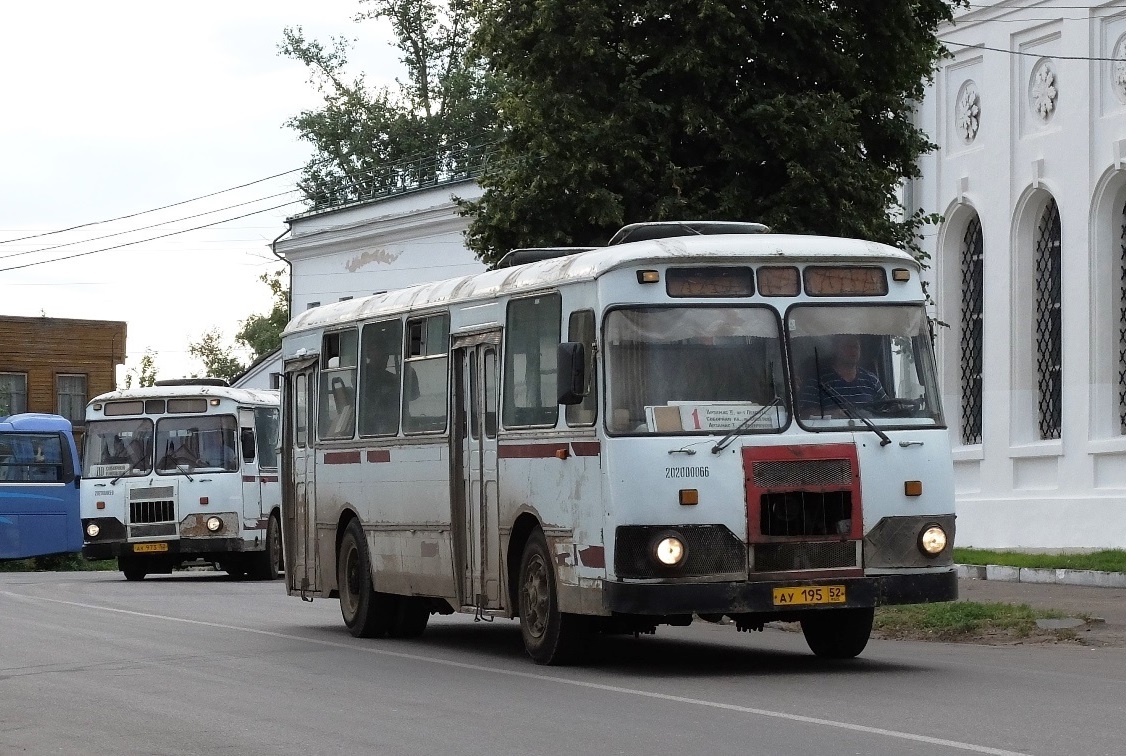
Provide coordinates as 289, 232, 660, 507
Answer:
955, 565, 1126, 646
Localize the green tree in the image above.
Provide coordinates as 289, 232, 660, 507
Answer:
189, 329, 246, 384
123, 350, 158, 389
464, 0, 962, 266
236, 271, 289, 360
281, 0, 498, 208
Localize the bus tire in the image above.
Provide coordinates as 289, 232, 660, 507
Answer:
800, 607, 874, 659
248, 514, 282, 580
517, 529, 585, 665
337, 519, 394, 638
388, 597, 430, 639
119, 557, 146, 582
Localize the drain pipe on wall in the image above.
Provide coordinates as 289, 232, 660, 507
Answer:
270, 224, 293, 324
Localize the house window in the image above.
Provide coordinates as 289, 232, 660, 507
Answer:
57, 374, 87, 426
959, 215, 984, 445
0, 373, 28, 416
1034, 198, 1062, 440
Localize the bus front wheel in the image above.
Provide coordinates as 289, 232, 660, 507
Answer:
800, 607, 874, 659
337, 519, 394, 638
119, 557, 146, 582
517, 529, 585, 665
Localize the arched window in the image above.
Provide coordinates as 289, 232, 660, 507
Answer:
1034, 199, 1062, 440
959, 215, 984, 444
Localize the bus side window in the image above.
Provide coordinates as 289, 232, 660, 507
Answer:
241, 427, 256, 462
254, 407, 280, 468
504, 294, 562, 428
566, 310, 597, 427
359, 319, 404, 436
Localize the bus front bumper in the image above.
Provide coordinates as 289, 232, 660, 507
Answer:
603, 568, 957, 616
82, 537, 246, 561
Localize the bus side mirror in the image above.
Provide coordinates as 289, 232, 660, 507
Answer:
557, 342, 587, 405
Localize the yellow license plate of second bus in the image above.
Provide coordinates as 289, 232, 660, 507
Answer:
772, 585, 846, 606
133, 543, 168, 553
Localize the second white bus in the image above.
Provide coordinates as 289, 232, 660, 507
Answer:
81, 380, 282, 581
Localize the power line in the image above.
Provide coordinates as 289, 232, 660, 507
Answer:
0, 161, 324, 246
941, 38, 1125, 60
0, 199, 305, 274
0, 188, 302, 262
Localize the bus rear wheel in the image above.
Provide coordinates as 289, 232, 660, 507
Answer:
248, 513, 282, 580
517, 529, 585, 665
337, 519, 394, 638
800, 607, 874, 659
388, 597, 430, 639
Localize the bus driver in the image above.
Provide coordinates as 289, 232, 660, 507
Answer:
800, 334, 887, 416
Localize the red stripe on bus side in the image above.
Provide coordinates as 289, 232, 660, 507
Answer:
242, 475, 256, 483
367, 450, 390, 463
498, 443, 570, 459
571, 442, 601, 457
578, 545, 605, 568
243, 475, 281, 483
323, 451, 362, 465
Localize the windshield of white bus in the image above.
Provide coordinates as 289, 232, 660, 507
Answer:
83, 419, 155, 479
788, 304, 945, 429
604, 306, 789, 435
155, 415, 239, 473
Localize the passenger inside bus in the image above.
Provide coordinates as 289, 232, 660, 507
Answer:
799, 334, 888, 417
327, 377, 356, 437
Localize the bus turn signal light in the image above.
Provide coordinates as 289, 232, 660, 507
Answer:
679, 489, 698, 506
904, 481, 923, 497
637, 270, 660, 284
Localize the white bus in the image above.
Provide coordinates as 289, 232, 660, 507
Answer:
81, 380, 282, 581
280, 221, 956, 664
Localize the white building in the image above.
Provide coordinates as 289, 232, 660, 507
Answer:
914, 0, 1126, 549
235, 180, 486, 390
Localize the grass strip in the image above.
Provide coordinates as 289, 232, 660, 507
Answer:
0, 554, 116, 572
875, 600, 1070, 640
954, 548, 1126, 573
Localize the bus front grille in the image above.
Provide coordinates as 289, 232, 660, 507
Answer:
129, 523, 177, 538
752, 459, 853, 488
129, 499, 175, 524
615, 525, 745, 579
759, 490, 853, 537
752, 541, 859, 572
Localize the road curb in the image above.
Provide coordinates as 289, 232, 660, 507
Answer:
956, 563, 1126, 588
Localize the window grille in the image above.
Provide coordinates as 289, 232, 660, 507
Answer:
1034, 199, 1062, 440
959, 215, 984, 444
1119, 201, 1126, 434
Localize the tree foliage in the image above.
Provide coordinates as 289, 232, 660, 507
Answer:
123, 350, 158, 389
186, 272, 291, 383
281, 0, 498, 208
464, 0, 963, 266
236, 271, 289, 360
189, 329, 246, 384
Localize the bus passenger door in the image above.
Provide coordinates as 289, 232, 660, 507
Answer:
454, 336, 501, 610
238, 409, 262, 528
284, 367, 319, 594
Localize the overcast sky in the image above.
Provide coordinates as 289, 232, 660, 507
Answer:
0, 0, 399, 382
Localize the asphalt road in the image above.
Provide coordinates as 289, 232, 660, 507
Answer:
1, 571, 1124, 756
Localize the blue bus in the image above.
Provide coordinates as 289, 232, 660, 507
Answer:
0, 414, 82, 560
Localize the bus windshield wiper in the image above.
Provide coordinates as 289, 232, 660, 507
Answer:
817, 382, 891, 447
111, 460, 145, 485
175, 462, 195, 482
711, 397, 783, 454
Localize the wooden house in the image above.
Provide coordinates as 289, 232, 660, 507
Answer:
0, 316, 127, 448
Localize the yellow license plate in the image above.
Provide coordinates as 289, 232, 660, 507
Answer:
772, 585, 846, 606
133, 543, 169, 553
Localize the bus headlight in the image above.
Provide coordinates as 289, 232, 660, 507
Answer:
86, 523, 100, 538
655, 536, 686, 566
205, 516, 223, 533
919, 525, 947, 556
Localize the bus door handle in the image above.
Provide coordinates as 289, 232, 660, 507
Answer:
898, 441, 924, 448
